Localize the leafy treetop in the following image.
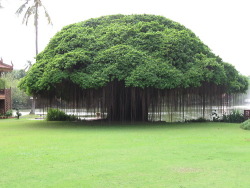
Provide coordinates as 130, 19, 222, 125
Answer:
19, 14, 248, 95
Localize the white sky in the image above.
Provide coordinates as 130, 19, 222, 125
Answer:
0, 0, 249, 75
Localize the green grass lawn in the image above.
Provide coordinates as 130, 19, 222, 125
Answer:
0, 119, 249, 188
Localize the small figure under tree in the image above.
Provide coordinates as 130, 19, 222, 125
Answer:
16, 109, 22, 119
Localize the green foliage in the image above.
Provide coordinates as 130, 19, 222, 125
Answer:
223, 63, 249, 93
240, 119, 250, 130
9, 69, 26, 80
222, 110, 245, 123
0, 78, 6, 89
2, 70, 31, 109
5, 110, 13, 117
19, 14, 248, 95
46, 108, 78, 121
46, 108, 67, 121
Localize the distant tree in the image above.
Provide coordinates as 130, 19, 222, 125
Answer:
3, 70, 31, 109
16, 0, 52, 113
12, 69, 26, 79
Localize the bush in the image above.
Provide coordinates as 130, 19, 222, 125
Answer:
222, 110, 245, 123
46, 108, 78, 121
46, 108, 67, 121
240, 119, 250, 130
5, 110, 13, 117
67, 114, 78, 121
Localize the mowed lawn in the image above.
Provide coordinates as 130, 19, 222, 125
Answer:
0, 119, 250, 188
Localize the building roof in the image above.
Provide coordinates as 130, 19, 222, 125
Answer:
0, 58, 13, 72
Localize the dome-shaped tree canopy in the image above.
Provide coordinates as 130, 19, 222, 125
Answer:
19, 14, 248, 121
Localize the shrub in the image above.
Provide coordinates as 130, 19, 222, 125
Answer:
222, 110, 245, 123
46, 108, 78, 121
5, 110, 13, 117
67, 114, 78, 121
240, 119, 250, 130
46, 108, 67, 121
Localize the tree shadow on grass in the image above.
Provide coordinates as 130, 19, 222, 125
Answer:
23, 119, 222, 131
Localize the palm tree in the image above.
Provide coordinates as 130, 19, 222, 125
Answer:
16, 0, 52, 55
16, 0, 52, 114
24, 60, 33, 71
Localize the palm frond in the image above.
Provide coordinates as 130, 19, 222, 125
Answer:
16, 0, 30, 15
22, 6, 31, 25
24, 60, 33, 71
42, 6, 52, 25
37, 0, 42, 7
17, 0, 52, 25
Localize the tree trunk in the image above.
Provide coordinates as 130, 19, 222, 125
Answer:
35, 4, 39, 55
30, 5, 38, 115
30, 97, 36, 114
106, 80, 148, 121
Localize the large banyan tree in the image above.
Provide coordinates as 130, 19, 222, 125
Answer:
19, 14, 248, 121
